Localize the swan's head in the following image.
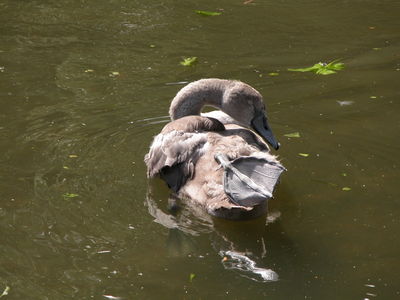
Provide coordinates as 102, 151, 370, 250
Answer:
251, 110, 280, 150
221, 82, 280, 150
168, 78, 280, 150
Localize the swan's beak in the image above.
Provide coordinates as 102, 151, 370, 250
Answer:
251, 112, 280, 150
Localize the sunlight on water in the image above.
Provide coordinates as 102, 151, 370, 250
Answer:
220, 250, 279, 282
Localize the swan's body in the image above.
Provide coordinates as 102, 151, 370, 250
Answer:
145, 79, 284, 220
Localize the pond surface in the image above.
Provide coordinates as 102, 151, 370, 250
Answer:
0, 0, 399, 299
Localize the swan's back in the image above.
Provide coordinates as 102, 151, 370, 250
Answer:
161, 115, 225, 134
145, 116, 280, 218
144, 116, 226, 191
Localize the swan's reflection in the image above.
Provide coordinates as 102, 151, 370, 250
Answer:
145, 186, 280, 282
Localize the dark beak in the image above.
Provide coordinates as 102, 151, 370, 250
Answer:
251, 112, 280, 150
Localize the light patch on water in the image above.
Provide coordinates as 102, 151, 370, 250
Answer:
97, 250, 111, 254
336, 100, 355, 106
363, 282, 378, 299
103, 295, 122, 300
266, 211, 281, 224
220, 250, 279, 282
165, 81, 189, 85
131, 115, 170, 126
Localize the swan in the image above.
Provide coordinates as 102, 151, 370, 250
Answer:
145, 78, 285, 220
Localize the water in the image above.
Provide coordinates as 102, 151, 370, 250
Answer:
0, 0, 399, 299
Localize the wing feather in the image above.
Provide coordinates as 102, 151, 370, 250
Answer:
144, 130, 209, 191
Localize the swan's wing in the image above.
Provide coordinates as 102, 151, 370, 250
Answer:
145, 116, 224, 192
144, 130, 209, 192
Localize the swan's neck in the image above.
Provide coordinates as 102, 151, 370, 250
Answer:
169, 79, 227, 120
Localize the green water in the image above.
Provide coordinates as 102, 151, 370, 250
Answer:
0, 0, 399, 299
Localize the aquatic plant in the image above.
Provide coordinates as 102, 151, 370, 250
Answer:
288, 59, 345, 75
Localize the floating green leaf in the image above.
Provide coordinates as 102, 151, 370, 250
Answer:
284, 132, 301, 138
180, 57, 198, 67
288, 59, 345, 75
342, 187, 352, 191
0, 286, 10, 298
288, 64, 319, 73
63, 193, 79, 199
298, 153, 309, 157
195, 10, 222, 16
268, 72, 279, 76
189, 273, 196, 282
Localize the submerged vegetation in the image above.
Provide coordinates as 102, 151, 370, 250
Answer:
284, 132, 301, 138
63, 193, 79, 199
180, 57, 198, 67
195, 10, 222, 16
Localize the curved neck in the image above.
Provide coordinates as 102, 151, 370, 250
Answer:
169, 79, 228, 120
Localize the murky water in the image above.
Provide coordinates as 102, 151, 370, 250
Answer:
1, 0, 399, 299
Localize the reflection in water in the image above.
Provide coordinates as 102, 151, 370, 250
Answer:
145, 187, 214, 236
145, 186, 280, 282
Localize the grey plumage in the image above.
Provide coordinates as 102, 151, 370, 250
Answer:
144, 79, 285, 220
